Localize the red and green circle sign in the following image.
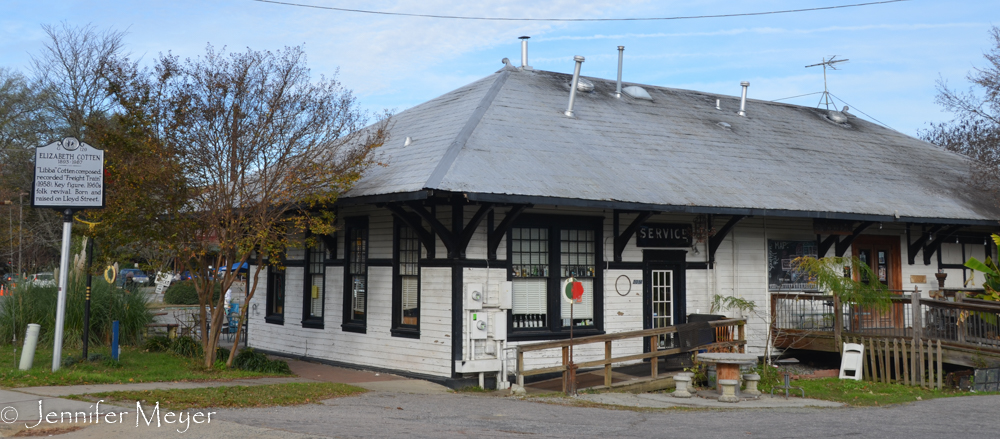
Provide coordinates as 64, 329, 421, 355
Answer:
562, 277, 584, 304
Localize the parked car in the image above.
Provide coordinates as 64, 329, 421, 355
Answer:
118, 269, 150, 286
29, 272, 56, 287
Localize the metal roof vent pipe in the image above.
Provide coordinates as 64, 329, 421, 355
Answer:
615, 46, 625, 98
738, 81, 750, 117
564, 55, 585, 117
519, 36, 532, 70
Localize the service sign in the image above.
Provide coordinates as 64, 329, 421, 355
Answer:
635, 223, 692, 248
32, 138, 105, 210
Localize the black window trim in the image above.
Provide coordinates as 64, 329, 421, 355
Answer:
264, 259, 286, 325
301, 235, 327, 329
506, 214, 605, 341
391, 215, 422, 339
342, 216, 369, 334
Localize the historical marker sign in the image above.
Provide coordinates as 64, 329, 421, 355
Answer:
32, 138, 105, 210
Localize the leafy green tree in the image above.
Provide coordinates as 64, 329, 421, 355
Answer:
100, 44, 389, 367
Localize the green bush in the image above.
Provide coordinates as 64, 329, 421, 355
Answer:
170, 336, 203, 358
143, 336, 172, 352
233, 348, 291, 374
0, 273, 153, 348
215, 346, 230, 363
163, 280, 221, 305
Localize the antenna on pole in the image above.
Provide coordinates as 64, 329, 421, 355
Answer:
806, 56, 849, 110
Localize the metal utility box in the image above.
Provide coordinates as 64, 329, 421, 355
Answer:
492, 311, 507, 340
470, 312, 488, 339
465, 283, 484, 310
499, 281, 513, 309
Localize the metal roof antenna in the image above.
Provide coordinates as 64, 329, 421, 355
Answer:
738, 81, 750, 117
565, 55, 585, 117
519, 36, 532, 70
806, 56, 849, 110
615, 46, 625, 98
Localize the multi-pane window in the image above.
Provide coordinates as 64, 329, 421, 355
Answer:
509, 219, 602, 335
399, 226, 420, 327
347, 225, 368, 325
560, 229, 595, 327
265, 264, 285, 324
306, 240, 325, 320
511, 228, 549, 329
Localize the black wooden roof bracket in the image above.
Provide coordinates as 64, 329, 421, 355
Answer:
385, 203, 436, 258
458, 203, 495, 257
817, 234, 839, 258
488, 205, 528, 260
923, 225, 963, 265
907, 224, 943, 265
406, 201, 456, 258
709, 215, 748, 267
834, 221, 875, 257
613, 210, 653, 263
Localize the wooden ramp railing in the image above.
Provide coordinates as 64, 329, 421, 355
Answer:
771, 290, 1000, 389
515, 319, 746, 394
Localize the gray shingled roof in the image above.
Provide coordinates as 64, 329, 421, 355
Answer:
347, 65, 998, 225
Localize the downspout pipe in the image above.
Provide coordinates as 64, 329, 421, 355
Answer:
738, 81, 750, 117
565, 55, 585, 117
615, 46, 624, 98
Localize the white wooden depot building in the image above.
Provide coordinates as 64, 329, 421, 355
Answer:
245, 43, 999, 388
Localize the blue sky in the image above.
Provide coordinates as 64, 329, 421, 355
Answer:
2, 1, 997, 136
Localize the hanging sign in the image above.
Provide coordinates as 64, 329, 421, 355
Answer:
635, 223, 692, 248
32, 137, 105, 210
562, 277, 584, 304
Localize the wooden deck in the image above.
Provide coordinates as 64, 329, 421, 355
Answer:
771, 291, 1000, 369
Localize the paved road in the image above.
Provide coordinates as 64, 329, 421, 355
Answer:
2, 390, 996, 438
209, 392, 997, 438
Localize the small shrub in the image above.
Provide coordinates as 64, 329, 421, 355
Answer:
171, 336, 203, 358
143, 336, 172, 352
163, 280, 221, 305
233, 348, 291, 374
215, 346, 230, 363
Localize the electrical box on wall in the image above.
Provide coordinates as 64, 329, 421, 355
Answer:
499, 281, 512, 309
491, 311, 507, 340
465, 283, 483, 310
470, 312, 488, 339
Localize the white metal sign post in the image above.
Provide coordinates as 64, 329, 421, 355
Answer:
32, 137, 104, 372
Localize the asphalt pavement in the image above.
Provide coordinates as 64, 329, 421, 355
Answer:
0, 357, 995, 438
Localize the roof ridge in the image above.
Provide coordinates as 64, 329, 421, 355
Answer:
423, 70, 511, 189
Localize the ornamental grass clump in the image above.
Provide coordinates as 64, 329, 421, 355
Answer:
0, 273, 152, 348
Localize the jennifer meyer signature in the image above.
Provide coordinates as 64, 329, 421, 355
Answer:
1, 400, 216, 434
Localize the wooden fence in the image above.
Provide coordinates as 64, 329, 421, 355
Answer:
772, 289, 1000, 389
515, 318, 746, 394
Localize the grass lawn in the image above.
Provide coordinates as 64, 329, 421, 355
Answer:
67, 382, 366, 410
791, 378, 993, 406
0, 345, 289, 388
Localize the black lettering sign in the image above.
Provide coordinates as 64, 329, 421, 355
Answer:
635, 223, 692, 248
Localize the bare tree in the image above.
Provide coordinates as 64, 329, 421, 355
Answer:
102, 45, 389, 367
922, 26, 1000, 200
31, 22, 127, 139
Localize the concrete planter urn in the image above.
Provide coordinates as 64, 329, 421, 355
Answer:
672, 375, 692, 398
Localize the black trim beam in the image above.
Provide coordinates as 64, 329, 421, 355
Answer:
462, 191, 1000, 226
923, 225, 963, 265
907, 224, 943, 265
385, 203, 436, 257
613, 210, 653, 263
407, 201, 456, 257
458, 203, 495, 254
817, 234, 839, 258
834, 221, 875, 257
488, 205, 528, 260
709, 215, 747, 267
